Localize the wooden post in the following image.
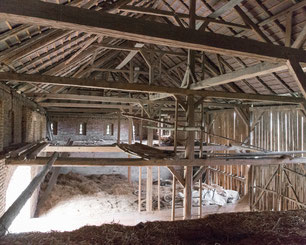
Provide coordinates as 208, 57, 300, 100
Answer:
138, 166, 142, 212
158, 109, 161, 146
158, 166, 161, 211
171, 175, 176, 221
0, 152, 58, 236
117, 112, 121, 144
139, 108, 143, 212
199, 103, 204, 217
199, 103, 204, 159
174, 98, 179, 154
184, 95, 195, 220
146, 114, 153, 211
128, 106, 132, 183
199, 177, 202, 218
140, 108, 143, 144
184, 0, 195, 220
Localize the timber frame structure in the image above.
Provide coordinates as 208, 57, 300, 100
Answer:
0, 0, 305, 226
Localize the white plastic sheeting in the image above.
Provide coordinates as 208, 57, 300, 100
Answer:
179, 184, 240, 206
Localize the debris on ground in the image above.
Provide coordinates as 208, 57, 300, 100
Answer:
1, 209, 305, 245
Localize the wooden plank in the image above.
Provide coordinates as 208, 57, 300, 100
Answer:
0, 72, 304, 104
1, 0, 306, 62
287, 57, 306, 98
0, 153, 58, 236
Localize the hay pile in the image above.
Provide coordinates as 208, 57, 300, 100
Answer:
38, 172, 173, 218
38, 173, 139, 217
1, 209, 305, 244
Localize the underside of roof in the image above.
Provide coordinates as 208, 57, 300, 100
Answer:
0, 0, 305, 114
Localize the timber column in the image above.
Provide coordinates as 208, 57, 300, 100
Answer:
146, 106, 153, 212
183, 0, 196, 220
184, 95, 195, 219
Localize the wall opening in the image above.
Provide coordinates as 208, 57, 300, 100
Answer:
50, 121, 58, 135
79, 122, 87, 135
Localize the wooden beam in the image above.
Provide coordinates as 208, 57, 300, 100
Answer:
116, 43, 144, 69
287, 57, 306, 98
234, 5, 271, 43
39, 102, 132, 109
207, 0, 245, 18
26, 93, 172, 105
285, 11, 293, 47
1, 0, 306, 62
103, 0, 133, 13
7, 156, 306, 167
122, 113, 174, 126
1, 72, 304, 104
34, 139, 73, 217
292, 24, 306, 49
193, 166, 207, 183
119, 5, 251, 30
47, 108, 120, 113
44, 145, 123, 153
234, 107, 250, 127
190, 62, 306, 90
168, 166, 185, 187
258, 0, 306, 28
0, 153, 58, 236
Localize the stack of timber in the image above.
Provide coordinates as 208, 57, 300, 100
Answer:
117, 143, 176, 160
0, 140, 47, 161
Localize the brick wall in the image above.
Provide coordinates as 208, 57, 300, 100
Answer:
0, 83, 46, 217
50, 115, 149, 143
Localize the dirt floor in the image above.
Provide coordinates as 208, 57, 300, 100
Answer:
1, 209, 305, 244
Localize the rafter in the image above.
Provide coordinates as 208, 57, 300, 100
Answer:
190, 62, 306, 90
